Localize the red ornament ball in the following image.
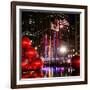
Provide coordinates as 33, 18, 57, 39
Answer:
22, 36, 32, 49
71, 56, 80, 68
30, 58, 43, 70
25, 48, 37, 59
22, 57, 27, 62
22, 71, 44, 78
22, 50, 25, 57
29, 71, 44, 78
22, 74, 30, 78
21, 60, 29, 71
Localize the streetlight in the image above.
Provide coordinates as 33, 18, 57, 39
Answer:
60, 46, 67, 53
59, 46, 67, 54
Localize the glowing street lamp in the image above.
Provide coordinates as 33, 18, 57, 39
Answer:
60, 46, 67, 53
57, 46, 67, 55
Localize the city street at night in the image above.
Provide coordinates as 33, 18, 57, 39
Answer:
21, 10, 80, 78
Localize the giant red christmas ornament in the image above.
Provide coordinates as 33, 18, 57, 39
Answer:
22, 57, 28, 62
39, 72, 44, 77
21, 60, 29, 71
33, 72, 44, 78
22, 71, 44, 78
25, 48, 37, 59
22, 74, 30, 78
22, 50, 25, 57
71, 56, 80, 68
22, 36, 32, 49
29, 71, 44, 78
30, 58, 43, 70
